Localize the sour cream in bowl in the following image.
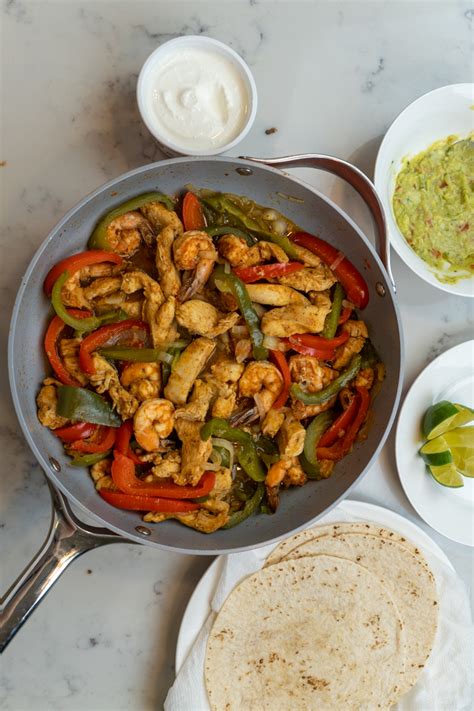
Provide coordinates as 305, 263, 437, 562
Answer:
137, 36, 257, 156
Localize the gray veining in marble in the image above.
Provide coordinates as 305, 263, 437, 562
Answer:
1, 1, 473, 709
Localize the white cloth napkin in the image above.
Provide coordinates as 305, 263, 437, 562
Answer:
164, 503, 473, 711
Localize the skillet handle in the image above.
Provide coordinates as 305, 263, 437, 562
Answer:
0, 480, 128, 653
241, 153, 396, 293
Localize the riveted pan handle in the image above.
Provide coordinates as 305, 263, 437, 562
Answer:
241, 153, 396, 293
0, 480, 128, 653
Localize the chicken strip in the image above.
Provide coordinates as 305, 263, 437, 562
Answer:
217, 234, 288, 267
261, 293, 331, 337
36, 378, 68, 429
333, 320, 369, 369
276, 264, 336, 292
58, 338, 88, 386
176, 300, 239, 337
277, 411, 306, 458
174, 418, 213, 485
144, 498, 230, 532
174, 379, 215, 421
89, 354, 139, 418
121, 271, 175, 348
164, 337, 216, 405
245, 284, 308, 306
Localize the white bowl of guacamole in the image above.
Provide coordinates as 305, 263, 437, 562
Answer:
375, 84, 474, 298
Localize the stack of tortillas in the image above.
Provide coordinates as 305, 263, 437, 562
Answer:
204, 522, 439, 710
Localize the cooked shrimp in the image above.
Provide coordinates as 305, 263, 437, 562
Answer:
36, 378, 68, 429
176, 300, 239, 337
133, 398, 175, 452
106, 211, 154, 256
120, 362, 161, 401
289, 354, 339, 420
333, 320, 369, 369
265, 457, 307, 511
58, 338, 88, 386
261, 293, 332, 337
89, 354, 139, 419
245, 284, 308, 306
60, 271, 90, 309
217, 234, 288, 267
164, 337, 215, 406
238, 361, 283, 415
173, 230, 217, 301
140, 202, 183, 233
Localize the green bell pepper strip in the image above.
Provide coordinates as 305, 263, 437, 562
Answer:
299, 451, 321, 479
201, 194, 300, 259
212, 445, 231, 469
222, 482, 265, 529
70, 450, 112, 467
73, 308, 129, 337
99, 346, 169, 362
52, 273, 123, 333
302, 412, 334, 478
88, 192, 175, 250
57, 385, 122, 427
254, 435, 279, 466
213, 266, 268, 360
204, 225, 256, 245
322, 283, 345, 339
200, 418, 266, 482
291, 354, 362, 405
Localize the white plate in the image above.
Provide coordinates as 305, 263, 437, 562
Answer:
396, 340, 474, 547
374, 83, 474, 297
175, 499, 453, 672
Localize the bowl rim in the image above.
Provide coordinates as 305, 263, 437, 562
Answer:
374, 82, 474, 297
136, 35, 258, 157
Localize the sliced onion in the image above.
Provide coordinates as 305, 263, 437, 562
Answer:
254, 393, 267, 421
230, 406, 259, 427
156, 351, 174, 364
231, 325, 249, 338
252, 303, 267, 318
204, 462, 222, 471
262, 209, 278, 220
211, 437, 234, 471
210, 449, 222, 465
272, 219, 287, 235
169, 339, 190, 349
262, 335, 280, 350
329, 251, 345, 271
223, 261, 231, 274
342, 300, 355, 310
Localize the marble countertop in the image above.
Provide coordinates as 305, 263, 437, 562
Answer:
1, 1, 472, 709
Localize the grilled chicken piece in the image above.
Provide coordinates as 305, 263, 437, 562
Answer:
174, 418, 213, 485
58, 338, 88, 386
89, 354, 139, 418
176, 300, 239, 337
245, 284, 307, 306
276, 265, 336, 292
36, 378, 68, 429
175, 380, 215, 421
261, 292, 331, 337
144, 498, 230, 532
217, 234, 288, 267
332, 320, 368, 369
277, 412, 306, 458
164, 337, 215, 406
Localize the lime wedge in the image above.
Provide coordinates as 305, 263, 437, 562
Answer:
452, 448, 474, 478
443, 426, 474, 448
423, 401, 474, 440
428, 462, 464, 488
419, 447, 453, 466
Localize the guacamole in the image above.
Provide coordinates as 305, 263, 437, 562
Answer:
393, 134, 473, 284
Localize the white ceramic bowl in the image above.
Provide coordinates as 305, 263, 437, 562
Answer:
375, 84, 473, 297
137, 35, 257, 157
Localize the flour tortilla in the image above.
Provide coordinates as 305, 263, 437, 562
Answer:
205, 555, 406, 711
279, 533, 438, 696
265, 522, 432, 568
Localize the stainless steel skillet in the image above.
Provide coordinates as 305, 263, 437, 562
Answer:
2, 154, 403, 650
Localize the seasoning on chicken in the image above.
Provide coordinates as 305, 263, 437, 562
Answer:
333, 320, 369, 369
244, 283, 308, 306
261, 294, 331, 337
36, 378, 69, 429
276, 264, 336, 292
217, 234, 288, 267
174, 418, 213, 485
176, 300, 239, 337
89, 354, 139, 419
164, 337, 215, 406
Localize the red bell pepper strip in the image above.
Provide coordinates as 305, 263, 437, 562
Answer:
111, 451, 216, 499
55, 421, 98, 442
79, 320, 149, 375
44, 309, 92, 386
339, 307, 353, 325
317, 386, 370, 461
44, 250, 122, 296
318, 394, 358, 447
182, 192, 206, 231
115, 420, 143, 465
287, 337, 336, 361
269, 350, 291, 409
233, 262, 304, 283
99, 489, 200, 513
290, 332, 349, 350
290, 232, 369, 309
69, 426, 116, 453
